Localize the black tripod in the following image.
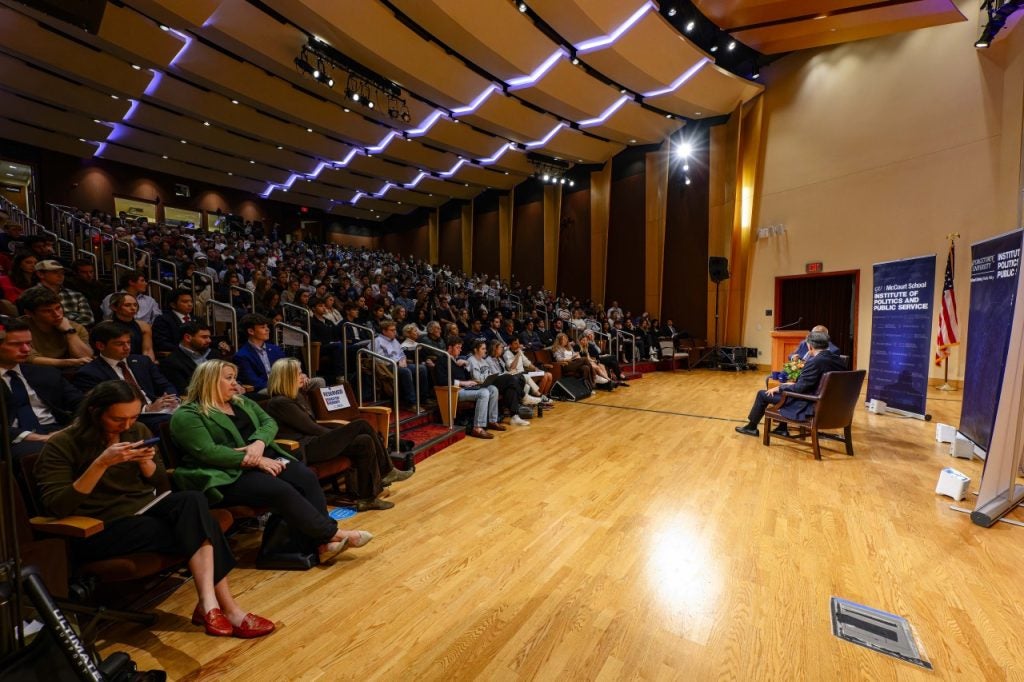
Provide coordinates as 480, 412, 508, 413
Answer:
698, 257, 731, 369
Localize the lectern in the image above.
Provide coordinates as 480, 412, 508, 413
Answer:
770, 330, 809, 370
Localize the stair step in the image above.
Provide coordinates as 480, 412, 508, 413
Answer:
390, 423, 465, 469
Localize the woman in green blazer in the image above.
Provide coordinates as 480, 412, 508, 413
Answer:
170, 360, 372, 560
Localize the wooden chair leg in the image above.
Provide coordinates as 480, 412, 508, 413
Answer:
763, 417, 771, 445
811, 429, 821, 460
844, 425, 854, 456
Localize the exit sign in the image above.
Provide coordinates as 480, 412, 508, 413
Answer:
806, 262, 823, 274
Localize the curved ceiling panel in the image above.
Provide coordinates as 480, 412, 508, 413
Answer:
527, 0, 653, 46
389, 0, 558, 82
513, 59, 624, 123
646, 65, 763, 119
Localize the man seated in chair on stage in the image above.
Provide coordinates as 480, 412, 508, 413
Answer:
735, 330, 846, 438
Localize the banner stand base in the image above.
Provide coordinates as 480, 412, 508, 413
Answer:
969, 484, 1024, 527
880, 405, 932, 421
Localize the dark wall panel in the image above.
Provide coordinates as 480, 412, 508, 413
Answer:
606, 173, 645, 314
512, 200, 543, 288
438, 215, 461, 269
380, 222, 428, 261
473, 209, 500, 276
557, 187, 591, 300
662, 128, 710, 339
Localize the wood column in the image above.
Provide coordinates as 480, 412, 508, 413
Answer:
590, 161, 611, 303
543, 184, 562, 292
645, 145, 669, 318
460, 202, 473, 274
498, 189, 513, 282
428, 207, 439, 264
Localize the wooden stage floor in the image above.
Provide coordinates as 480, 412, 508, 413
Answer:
96, 370, 1024, 680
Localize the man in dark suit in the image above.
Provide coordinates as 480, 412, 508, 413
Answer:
791, 325, 842, 361
151, 287, 195, 353
160, 321, 229, 395
233, 313, 285, 393
735, 331, 847, 437
0, 319, 83, 458
73, 321, 179, 429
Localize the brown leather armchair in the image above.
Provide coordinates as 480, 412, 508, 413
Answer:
764, 369, 866, 460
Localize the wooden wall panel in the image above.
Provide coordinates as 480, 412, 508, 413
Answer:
606, 172, 645, 314
380, 223, 428, 261
438, 201, 462, 269
512, 199, 544, 288
558, 187, 591, 300
473, 208, 500, 277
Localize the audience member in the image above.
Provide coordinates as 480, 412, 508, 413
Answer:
374, 320, 431, 408
64, 259, 106, 320
0, 319, 83, 458
108, 292, 156, 361
234, 313, 285, 393
25, 259, 94, 326
33, 380, 275, 638
0, 252, 38, 312
465, 339, 529, 427
435, 336, 501, 439
264, 358, 411, 510
101, 270, 160, 324
17, 288, 92, 368
153, 288, 196, 353
161, 322, 227, 395
170, 360, 372, 562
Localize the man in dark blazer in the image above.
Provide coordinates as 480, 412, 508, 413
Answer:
73, 321, 179, 429
735, 331, 848, 437
233, 313, 285, 393
0, 319, 83, 459
151, 288, 195, 353
160, 321, 229, 395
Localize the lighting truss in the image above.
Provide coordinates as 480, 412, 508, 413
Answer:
296, 41, 411, 122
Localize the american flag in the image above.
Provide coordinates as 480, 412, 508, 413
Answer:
935, 243, 959, 365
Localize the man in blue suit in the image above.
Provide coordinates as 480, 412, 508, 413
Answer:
791, 325, 841, 361
73, 321, 179, 429
233, 313, 285, 394
735, 331, 847, 437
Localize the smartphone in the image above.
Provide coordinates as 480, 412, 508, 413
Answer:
140, 436, 162, 447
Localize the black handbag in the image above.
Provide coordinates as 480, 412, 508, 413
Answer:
255, 514, 318, 570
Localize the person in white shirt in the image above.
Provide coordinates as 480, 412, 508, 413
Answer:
465, 340, 529, 426
101, 270, 160, 324
503, 337, 553, 400
373, 320, 430, 407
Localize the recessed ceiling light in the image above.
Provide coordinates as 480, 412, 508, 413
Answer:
571, 57, 580, 65
665, 114, 673, 119
629, 139, 637, 143
110, 94, 119, 99
161, 155, 168, 159
276, 145, 283, 150
131, 64, 141, 70
694, 111, 702, 116
504, 171, 509, 175
203, 121, 210, 126
343, 108, 350, 113
620, 88, 627, 94
8, 165, 15, 169
710, 45, 718, 52
227, 172, 233, 175
249, 160, 255, 164
307, 128, 313, 132
93, 119, 101, 124
668, 8, 677, 17
231, 99, 239, 104
685, 20, 695, 33
518, 3, 527, 12
159, 24, 169, 31
180, 139, 187, 144
727, 41, 736, 51
5, 173, 12, 177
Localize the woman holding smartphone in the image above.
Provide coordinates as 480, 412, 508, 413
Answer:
170, 360, 373, 563
34, 380, 275, 638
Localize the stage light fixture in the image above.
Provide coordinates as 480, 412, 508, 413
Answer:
685, 20, 695, 32
569, 180, 575, 187
685, 177, 692, 185
543, 174, 550, 181
131, 64, 141, 70
367, 100, 374, 109
727, 41, 736, 51
710, 44, 718, 52
203, 121, 210, 126
974, 1, 1024, 49
668, 8, 677, 17
676, 141, 693, 159
518, 3, 528, 12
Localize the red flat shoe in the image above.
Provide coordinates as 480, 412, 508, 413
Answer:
191, 605, 232, 637
232, 613, 275, 638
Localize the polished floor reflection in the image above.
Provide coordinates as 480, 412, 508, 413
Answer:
96, 370, 1024, 680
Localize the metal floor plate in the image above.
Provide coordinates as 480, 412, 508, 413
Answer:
831, 597, 932, 670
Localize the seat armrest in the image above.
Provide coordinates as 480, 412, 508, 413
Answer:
780, 391, 820, 401
274, 439, 301, 452
318, 419, 351, 426
358, 406, 392, 415
30, 515, 105, 538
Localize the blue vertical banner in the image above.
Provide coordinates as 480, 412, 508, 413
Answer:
958, 229, 1023, 451
867, 255, 937, 417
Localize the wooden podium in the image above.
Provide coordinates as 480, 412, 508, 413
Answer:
770, 330, 809, 370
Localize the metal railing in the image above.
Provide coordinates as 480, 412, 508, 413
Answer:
341, 321, 375, 379
274, 321, 312, 373
113, 238, 136, 269
414, 343, 456, 429
356, 348, 401, 451
282, 302, 310, 336
148, 280, 173, 309
229, 285, 255, 314
206, 299, 238, 348
615, 329, 639, 376
589, 329, 612, 356
156, 258, 178, 288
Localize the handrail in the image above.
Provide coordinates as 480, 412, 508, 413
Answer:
156, 258, 178, 288
415, 343, 455, 429
507, 293, 523, 316
616, 328, 638, 376
274, 321, 312, 373
356, 348, 400, 452
113, 238, 136, 269
191, 272, 214, 292
281, 302, 310, 336
206, 299, 238, 348
148, 280, 173, 309
341, 320, 375, 379
588, 329, 612, 356
229, 285, 255, 314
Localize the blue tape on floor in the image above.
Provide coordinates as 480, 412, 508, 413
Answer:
329, 507, 357, 520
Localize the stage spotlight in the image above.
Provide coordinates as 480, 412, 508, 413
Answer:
752, 66, 761, 79
572, 57, 580, 65
543, 174, 550, 181
685, 20, 695, 32
367, 100, 374, 109
975, 38, 990, 48
569, 180, 575, 187
560, 178, 565, 184
676, 141, 693, 159
727, 41, 736, 51
685, 177, 692, 185
518, 2, 528, 12
710, 44, 718, 52
668, 8, 677, 17
295, 57, 314, 76
401, 109, 412, 123
683, 163, 689, 171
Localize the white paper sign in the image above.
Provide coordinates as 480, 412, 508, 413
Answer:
320, 385, 351, 412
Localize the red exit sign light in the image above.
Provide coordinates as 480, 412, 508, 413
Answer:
806, 262, 823, 274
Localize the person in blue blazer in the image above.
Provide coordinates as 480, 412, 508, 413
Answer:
233, 314, 285, 394
735, 331, 847, 437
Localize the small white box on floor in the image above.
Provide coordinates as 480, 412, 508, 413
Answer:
868, 399, 888, 414
935, 423, 956, 443
935, 467, 970, 501
950, 434, 975, 459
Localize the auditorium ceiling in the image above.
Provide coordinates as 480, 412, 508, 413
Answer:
0, 0, 962, 222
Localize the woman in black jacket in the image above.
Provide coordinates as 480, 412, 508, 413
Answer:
263, 358, 412, 511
